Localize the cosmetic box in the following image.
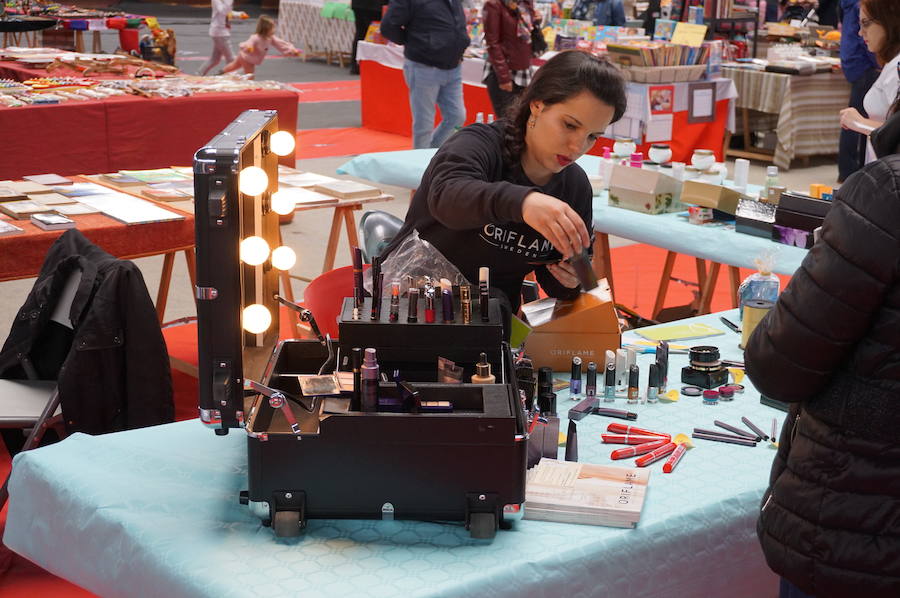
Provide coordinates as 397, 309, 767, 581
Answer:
772, 191, 832, 249
608, 164, 682, 215
735, 197, 777, 239
680, 180, 743, 216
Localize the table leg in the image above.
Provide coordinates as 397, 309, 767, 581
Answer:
742, 107, 751, 152
697, 261, 722, 315
652, 251, 677, 319
92, 31, 102, 53
342, 206, 360, 260
156, 251, 176, 323
729, 266, 742, 309
321, 207, 344, 273
592, 233, 614, 297
183, 248, 197, 290
74, 30, 84, 53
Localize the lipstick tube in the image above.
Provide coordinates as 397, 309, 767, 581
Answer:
479, 266, 490, 322
441, 286, 454, 322
407, 288, 419, 323
663, 443, 688, 473
607, 423, 670, 438
389, 280, 400, 323
585, 361, 597, 397
601, 434, 669, 445
460, 284, 471, 324
369, 256, 381, 321
635, 441, 677, 467
352, 246, 364, 308
350, 347, 362, 412
610, 439, 669, 460
570, 356, 582, 396
425, 289, 435, 323
604, 362, 616, 402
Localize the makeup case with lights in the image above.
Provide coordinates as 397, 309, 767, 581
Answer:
194, 110, 526, 541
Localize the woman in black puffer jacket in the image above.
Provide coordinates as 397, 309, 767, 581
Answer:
745, 109, 900, 598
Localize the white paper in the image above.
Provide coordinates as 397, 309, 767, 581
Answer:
624, 91, 645, 121
645, 113, 674, 143
78, 193, 185, 225
692, 89, 714, 118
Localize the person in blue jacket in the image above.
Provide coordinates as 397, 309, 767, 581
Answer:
571, 0, 626, 26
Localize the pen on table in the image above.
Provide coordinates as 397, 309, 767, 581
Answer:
741, 416, 769, 441
719, 316, 741, 334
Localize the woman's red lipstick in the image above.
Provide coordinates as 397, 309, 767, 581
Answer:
556, 155, 573, 167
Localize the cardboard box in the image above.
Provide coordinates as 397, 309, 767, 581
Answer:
608, 164, 682, 214
521, 284, 621, 371
680, 180, 742, 215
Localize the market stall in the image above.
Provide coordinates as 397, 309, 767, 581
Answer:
277, 0, 355, 66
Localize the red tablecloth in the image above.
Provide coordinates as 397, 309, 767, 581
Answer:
360, 57, 732, 161
0, 89, 298, 179
0, 179, 194, 281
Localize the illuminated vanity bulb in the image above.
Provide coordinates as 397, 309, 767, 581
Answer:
271, 246, 297, 271
270, 130, 296, 157
242, 304, 272, 334
239, 236, 270, 266
270, 189, 296, 215
238, 166, 268, 196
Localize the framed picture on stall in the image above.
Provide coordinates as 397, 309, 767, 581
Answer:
687, 81, 716, 124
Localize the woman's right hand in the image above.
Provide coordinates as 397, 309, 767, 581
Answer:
521, 191, 590, 260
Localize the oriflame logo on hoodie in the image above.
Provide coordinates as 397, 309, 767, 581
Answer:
480, 224, 553, 258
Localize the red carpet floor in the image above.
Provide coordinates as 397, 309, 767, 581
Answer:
296, 127, 412, 159
289, 80, 360, 103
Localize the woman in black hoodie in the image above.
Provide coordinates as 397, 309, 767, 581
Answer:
745, 106, 900, 597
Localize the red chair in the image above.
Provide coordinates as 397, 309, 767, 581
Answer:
302, 264, 368, 340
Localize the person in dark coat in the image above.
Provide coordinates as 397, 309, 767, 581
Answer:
349, 0, 387, 75
482, 0, 541, 118
745, 107, 900, 598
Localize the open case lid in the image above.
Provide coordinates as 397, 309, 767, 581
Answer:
193, 110, 284, 433
520, 282, 620, 334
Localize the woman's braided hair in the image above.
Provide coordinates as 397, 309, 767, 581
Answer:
501, 50, 627, 168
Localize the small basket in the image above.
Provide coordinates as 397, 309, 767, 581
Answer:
619, 64, 707, 83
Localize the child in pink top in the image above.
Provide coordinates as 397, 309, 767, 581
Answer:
221, 15, 299, 78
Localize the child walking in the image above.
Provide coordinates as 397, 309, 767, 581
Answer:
221, 15, 300, 79
198, 0, 235, 75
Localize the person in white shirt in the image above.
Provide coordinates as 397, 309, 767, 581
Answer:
839, 0, 900, 163
199, 0, 236, 76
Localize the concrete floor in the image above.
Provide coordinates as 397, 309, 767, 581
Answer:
0, 0, 843, 339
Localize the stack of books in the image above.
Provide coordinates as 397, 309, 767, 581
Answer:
524, 458, 650, 528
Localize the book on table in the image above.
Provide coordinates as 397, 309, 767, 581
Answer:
99, 173, 145, 187
0, 186, 27, 202
0, 220, 25, 237
0, 200, 52, 219
27, 192, 75, 206
23, 174, 73, 186
55, 202, 100, 215
283, 187, 339, 207
313, 179, 382, 200
0, 180, 52, 195
524, 458, 650, 528
141, 188, 192, 202
280, 171, 339, 188
30, 212, 76, 231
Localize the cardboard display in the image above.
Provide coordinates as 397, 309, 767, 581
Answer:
608, 164, 682, 214
521, 284, 621, 371
680, 180, 743, 215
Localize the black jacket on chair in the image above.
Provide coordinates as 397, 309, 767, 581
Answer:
745, 114, 900, 596
0, 230, 174, 435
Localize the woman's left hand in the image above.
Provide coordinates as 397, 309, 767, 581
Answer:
547, 261, 579, 289
840, 107, 864, 132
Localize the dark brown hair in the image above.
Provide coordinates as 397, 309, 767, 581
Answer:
501, 50, 627, 166
861, 0, 900, 65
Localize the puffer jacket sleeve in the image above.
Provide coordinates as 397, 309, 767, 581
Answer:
745, 158, 900, 402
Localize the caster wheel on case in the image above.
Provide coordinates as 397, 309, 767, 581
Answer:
468, 512, 497, 540
272, 510, 302, 538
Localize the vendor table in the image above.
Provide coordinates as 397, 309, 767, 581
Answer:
338, 149, 807, 312
3, 308, 781, 598
357, 42, 737, 161
0, 176, 195, 323
0, 88, 298, 180
0, 58, 172, 81
722, 67, 850, 169
277, 0, 355, 66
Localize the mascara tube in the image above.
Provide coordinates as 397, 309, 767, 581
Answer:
479, 266, 490, 322
389, 280, 400, 323
586, 361, 597, 398
351, 347, 362, 411
407, 288, 419, 323
369, 256, 381, 321
352, 246, 364, 308
373, 272, 384, 321
604, 362, 616, 402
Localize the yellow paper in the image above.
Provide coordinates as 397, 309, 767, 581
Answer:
661, 389, 680, 402
728, 367, 745, 384
671, 23, 708, 47
635, 322, 724, 342
509, 314, 532, 349
673, 433, 693, 447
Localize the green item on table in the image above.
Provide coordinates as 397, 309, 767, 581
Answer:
509, 314, 532, 348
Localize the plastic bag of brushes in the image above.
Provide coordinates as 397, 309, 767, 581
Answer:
363, 229, 470, 294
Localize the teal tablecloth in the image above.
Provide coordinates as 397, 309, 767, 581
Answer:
337, 149, 808, 275
4, 310, 781, 598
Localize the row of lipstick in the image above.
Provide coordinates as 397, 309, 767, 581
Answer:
568, 342, 670, 404
600, 423, 686, 471
351, 250, 492, 325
